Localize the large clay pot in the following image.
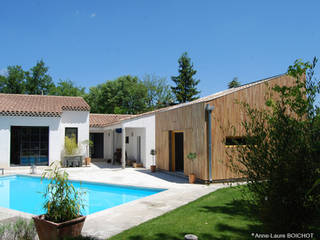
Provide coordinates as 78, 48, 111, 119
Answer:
189, 173, 196, 184
150, 165, 156, 172
85, 157, 91, 166
33, 215, 86, 240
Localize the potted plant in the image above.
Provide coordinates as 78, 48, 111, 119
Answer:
33, 161, 86, 240
187, 152, 197, 184
63, 135, 82, 167
82, 139, 93, 166
150, 149, 157, 172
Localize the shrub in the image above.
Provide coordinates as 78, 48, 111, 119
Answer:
42, 161, 86, 223
65, 135, 79, 155
0, 217, 37, 240
228, 58, 320, 232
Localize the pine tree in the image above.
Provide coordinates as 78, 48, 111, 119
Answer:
171, 52, 200, 103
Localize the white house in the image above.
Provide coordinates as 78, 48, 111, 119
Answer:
0, 93, 90, 168
89, 112, 156, 169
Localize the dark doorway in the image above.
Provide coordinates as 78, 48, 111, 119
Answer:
90, 133, 104, 158
10, 126, 49, 166
174, 132, 184, 171
137, 136, 141, 163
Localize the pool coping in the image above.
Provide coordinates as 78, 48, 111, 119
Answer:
3, 174, 167, 191
0, 174, 168, 217
0, 172, 227, 239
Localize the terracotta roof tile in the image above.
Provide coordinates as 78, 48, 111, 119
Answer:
89, 113, 133, 127
0, 93, 90, 117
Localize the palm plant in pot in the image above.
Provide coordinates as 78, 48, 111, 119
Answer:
150, 149, 157, 172
187, 152, 197, 184
33, 161, 86, 240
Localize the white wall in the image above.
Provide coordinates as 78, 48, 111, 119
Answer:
61, 111, 90, 157
122, 114, 155, 169
125, 128, 145, 163
104, 130, 113, 160
0, 111, 89, 168
88, 114, 155, 168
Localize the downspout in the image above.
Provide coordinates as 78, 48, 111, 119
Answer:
205, 104, 214, 183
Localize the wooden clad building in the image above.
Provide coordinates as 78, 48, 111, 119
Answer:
155, 74, 296, 181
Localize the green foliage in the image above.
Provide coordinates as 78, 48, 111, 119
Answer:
187, 152, 197, 174
171, 52, 200, 103
0, 217, 37, 240
84, 85, 103, 113
25, 60, 55, 95
0, 60, 74, 96
228, 57, 320, 232
143, 74, 174, 110
186, 152, 197, 161
50, 79, 86, 97
150, 149, 157, 156
86, 75, 148, 114
65, 135, 79, 155
42, 162, 86, 223
0, 75, 6, 92
0, 65, 26, 93
228, 77, 241, 88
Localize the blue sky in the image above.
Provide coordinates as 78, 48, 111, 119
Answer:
0, 0, 319, 97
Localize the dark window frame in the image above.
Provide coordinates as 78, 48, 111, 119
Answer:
65, 127, 78, 144
225, 136, 247, 146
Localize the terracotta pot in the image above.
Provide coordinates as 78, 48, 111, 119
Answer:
150, 165, 156, 172
189, 173, 196, 184
33, 215, 86, 240
85, 157, 91, 166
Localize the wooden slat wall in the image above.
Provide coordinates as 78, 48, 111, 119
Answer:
208, 75, 297, 180
155, 102, 208, 180
156, 75, 297, 181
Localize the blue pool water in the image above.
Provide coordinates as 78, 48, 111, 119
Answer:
0, 175, 164, 215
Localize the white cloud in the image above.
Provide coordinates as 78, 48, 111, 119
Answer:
90, 13, 96, 18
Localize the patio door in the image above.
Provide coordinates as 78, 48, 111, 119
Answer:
10, 126, 49, 166
90, 133, 104, 159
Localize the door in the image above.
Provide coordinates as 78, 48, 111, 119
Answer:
10, 126, 49, 166
90, 133, 104, 159
175, 132, 184, 171
169, 131, 184, 172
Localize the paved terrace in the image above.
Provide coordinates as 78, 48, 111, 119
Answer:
0, 163, 228, 239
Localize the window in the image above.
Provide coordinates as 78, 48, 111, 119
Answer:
126, 136, 129, 144
225, 136, 247, 146
10, 126, 49, 166
65, 128, 78, 143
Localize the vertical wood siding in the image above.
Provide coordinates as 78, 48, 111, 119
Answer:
155, 75, 297, 181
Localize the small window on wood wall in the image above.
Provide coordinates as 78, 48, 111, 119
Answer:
225, 136, 247, 146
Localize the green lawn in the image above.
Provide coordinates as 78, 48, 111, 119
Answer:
109, 186, 261, 240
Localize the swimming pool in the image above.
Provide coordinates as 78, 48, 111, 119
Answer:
0, 175, 164, 215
